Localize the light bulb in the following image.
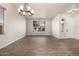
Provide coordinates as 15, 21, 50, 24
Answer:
17, 8, 20, 12
22, 12, 26, 16
28, 12, 31, 16
30, 10, 34, 14
27, 6, 31, 11
20, 5, 24, 10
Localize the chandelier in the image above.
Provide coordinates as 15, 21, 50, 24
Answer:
68, 8, 79, 14
18, 3, 34, 16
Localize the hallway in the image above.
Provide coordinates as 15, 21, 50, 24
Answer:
0, 36, 79, 56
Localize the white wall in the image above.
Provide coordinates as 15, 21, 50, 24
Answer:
0, 3, 26, 49
52, 15, 60, 38
63, 14, 74, 38
27, 18, 52, 35
74, 14, 79, 39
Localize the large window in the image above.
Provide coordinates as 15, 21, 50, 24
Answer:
33, 20, 45, 32
0, 6, 5, 34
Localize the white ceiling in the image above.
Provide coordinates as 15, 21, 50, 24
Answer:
12, 3, 79, 18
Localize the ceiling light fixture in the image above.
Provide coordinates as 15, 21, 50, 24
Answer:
68, 8, 79, 14
18, 3, 34, 16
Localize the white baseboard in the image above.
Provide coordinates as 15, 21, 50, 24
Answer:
74, 37, 79, 40
52, 35, 74, 39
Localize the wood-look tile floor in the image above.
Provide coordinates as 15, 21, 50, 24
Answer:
0, 36, 79, 56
